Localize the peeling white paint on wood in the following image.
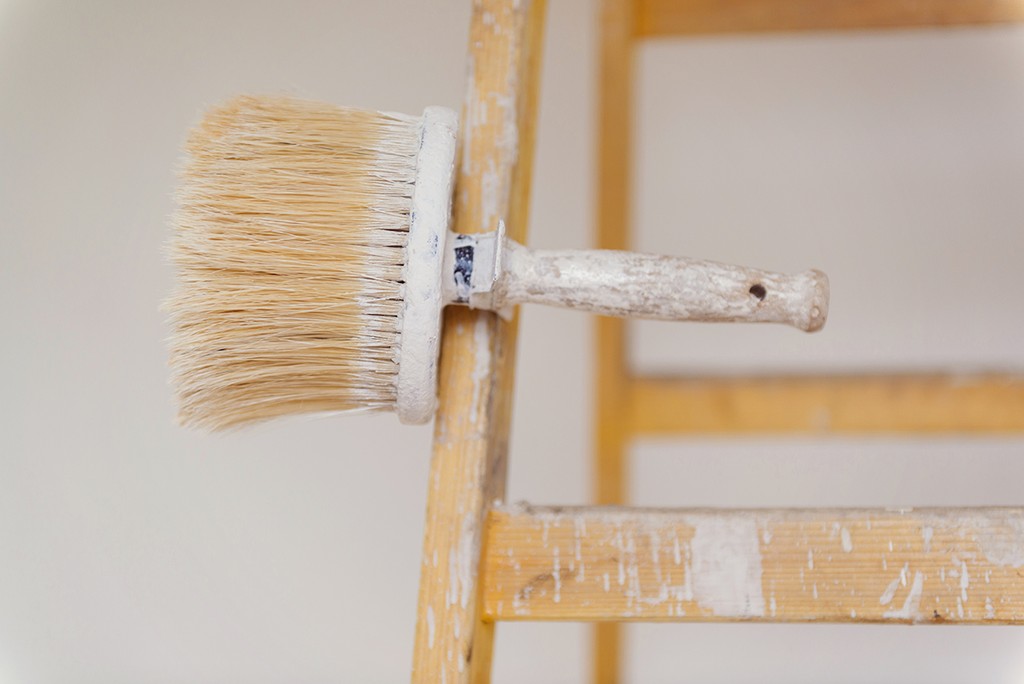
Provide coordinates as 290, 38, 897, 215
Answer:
880, 576, 901, 605
494, 240, 829, 332
484, 505, 1024, 624
976, 513, 1024, 567
840, 527, 853, 553
882, 571, 925, 620
688, 515, 765, 618
411, 2, 544, 682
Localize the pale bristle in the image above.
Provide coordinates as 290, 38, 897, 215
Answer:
166, 95, 421, 430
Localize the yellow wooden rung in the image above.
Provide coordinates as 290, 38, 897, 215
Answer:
483, 504, 1024, 624
629, 373, 1024, 436
636, 0, 1024, 37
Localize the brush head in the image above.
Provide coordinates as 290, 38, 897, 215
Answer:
166, 95, 454, 430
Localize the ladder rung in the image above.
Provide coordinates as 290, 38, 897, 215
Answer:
628, 373, 1024, 435
483, 504, 1024, 623
635, 0, 1024, 37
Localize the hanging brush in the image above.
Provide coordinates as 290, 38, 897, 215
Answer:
166, 95, 829, 429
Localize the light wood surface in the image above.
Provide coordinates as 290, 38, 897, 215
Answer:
594, 0, 635, 681
410, 1, 546, 683
636, 0, 1024, 37
592, 0, 1024, 676
629, 373, 1024, 435
404, 0, 1024, 681
483, 505, 1024, 623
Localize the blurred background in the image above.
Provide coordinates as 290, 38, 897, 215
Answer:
2, 1, 1024, 682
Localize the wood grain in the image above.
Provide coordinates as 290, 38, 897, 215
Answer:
629, 373, 1024, 435
594, 0, 635, 681
483, 505, 1024, 623
410, 2, 546, 683
637, 0, 1024, 37
590, 2, 1024, 681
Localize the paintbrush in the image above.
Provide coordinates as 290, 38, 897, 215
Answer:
167, 95, 829, 428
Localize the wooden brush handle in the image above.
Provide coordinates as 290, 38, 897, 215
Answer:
495, 242, 829, 332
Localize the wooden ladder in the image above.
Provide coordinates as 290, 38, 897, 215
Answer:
409, 2, 1024, 683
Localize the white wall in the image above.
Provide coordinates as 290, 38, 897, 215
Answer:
1, 1, 1022, 682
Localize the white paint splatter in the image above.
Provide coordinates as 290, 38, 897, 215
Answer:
553, 546, 561, 604
649, 530, 662, 590
479, 163, 501, 233
681, 542, 694, 603
687, 515, 765, 617
921, 526, 933, 553
499, 239, 828, 330
840, 527, 853, 553
427, 606, 436, 648
447, 547, 458, 607
883, 571, 925, 620
879, 576, 901, 605
977, 512, 1024, 567
615, 528, 625, 587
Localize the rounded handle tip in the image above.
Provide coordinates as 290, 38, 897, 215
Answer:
802, 269, 830, 333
